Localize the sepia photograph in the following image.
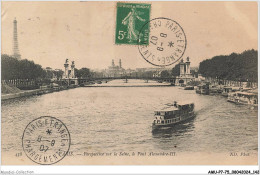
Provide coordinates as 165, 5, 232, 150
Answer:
1, 1, 258, 168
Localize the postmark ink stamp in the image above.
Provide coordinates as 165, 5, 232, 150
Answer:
138, 17, 187, 66
115, 2, 151, 45
22, 116, 71, 165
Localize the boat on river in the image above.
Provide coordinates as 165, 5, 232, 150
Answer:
152, 101, 195, 131
196, 83, 209, 95
222, 86, 233, 97
196, 83, 223, 95
227, 91, 258, 108
209, 85, 223, 95
222, 86, 242, 97
184, 86, 194, 90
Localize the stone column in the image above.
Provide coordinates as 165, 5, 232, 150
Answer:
180, 59, 185, 77
64, 59, 69, 78
119, 59, 122, 68
186, 57, 190, 75
71, 61, 75, 78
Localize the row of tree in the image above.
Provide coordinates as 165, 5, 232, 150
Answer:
1, 54, 102, 81
199, 49, 257, 82
2, 49, 257, 82
1, 54, 47, 80
74, 68, 104, 78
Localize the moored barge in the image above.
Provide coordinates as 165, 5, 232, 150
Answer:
227, 91, 258, 109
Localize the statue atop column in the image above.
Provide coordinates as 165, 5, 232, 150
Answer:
185, 57, 191, 75
180, 59, 185, 76
71, 61, 75, 78
63, 58, 69, 78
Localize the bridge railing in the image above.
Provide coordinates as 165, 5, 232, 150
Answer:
78, 77, 176, 84
1, 79, 39, 90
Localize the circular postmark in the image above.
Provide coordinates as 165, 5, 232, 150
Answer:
138, 17, 187, 67
22, 116, 71, 165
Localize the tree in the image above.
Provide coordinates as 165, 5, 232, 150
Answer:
45, 70, 54, 79
75, 68, 91, 78
143, 71, 154, 78
1, 54, 46, 80
198, 49, 257, 82
160, 70, 170, 77
171, 64, 180, 76
53, 70, 64, 80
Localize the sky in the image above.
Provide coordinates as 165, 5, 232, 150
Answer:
1, 1, 258, 70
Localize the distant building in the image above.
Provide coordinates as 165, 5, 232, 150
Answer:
125, 68, 135, 75
105, 59, 125, 77
175, 57, 195, 85
135, 67, 170, 78
45, 67, 52, 71
196, 74, 206, 81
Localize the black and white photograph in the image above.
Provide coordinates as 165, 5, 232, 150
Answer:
1, 1, 258, 169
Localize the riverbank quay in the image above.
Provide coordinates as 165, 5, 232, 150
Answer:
1, 85, 78, 101
185, 81, 258, 109
83, 85, 174, 88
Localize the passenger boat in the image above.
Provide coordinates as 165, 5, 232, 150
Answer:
195, 83, 209, 95
209, 85, 223, 95
152, 101, 195, 131
222, 86, 242, 97
196, 83, 223, 95
241, 88, 252, 92
227, 91, 258, 108
222, 86, 233, 97
184, 86, 194, 90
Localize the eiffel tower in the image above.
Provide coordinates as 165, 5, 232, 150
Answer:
13, 18, 21, 59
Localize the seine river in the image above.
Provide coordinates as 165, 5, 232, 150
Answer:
1, 80, 258, 156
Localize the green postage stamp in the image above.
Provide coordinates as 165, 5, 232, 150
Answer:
115, 2, 151, 45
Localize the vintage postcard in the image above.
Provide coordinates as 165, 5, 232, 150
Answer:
1, 1, 258, 168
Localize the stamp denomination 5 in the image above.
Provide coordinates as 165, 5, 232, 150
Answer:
115, 2, 151, 45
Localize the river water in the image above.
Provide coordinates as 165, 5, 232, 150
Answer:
1, 79, 258, 156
